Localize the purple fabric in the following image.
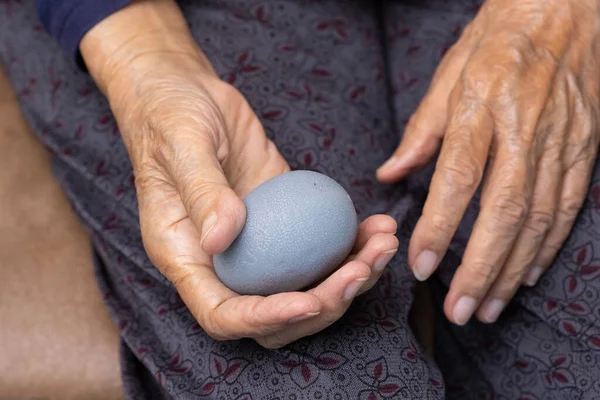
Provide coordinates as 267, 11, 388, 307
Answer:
2, 0, 600, 399
35, 0, 132, 63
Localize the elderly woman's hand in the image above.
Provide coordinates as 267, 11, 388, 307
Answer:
80, 0, 398, 348
378, 0, 600, 325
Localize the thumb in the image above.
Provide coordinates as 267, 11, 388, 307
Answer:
169, 137, 246, 256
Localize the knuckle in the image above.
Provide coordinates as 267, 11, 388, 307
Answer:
430, 213, 458, 236
202, 312, 230, 341
488, 193, 529, 227
258, 334, 288, 350
132, 163, 166, 193
499, 43, 527, 67
182, 182, 217, 214
373, 233, 400, 254
245, 303, 265, 326
410, 139, 435, 161
572, 102, 597, 142
203, 327, 226, 341
151, 99, 224, 143
523, 209, 555, 237
244, 304, 277, 336
405, 112, 431, 140
459, 35, 557, 104
499, 33, 557, 68
566, 142, 595, 168
540, 239, 562, 255
460, 64, 508, 103
465, 259, 498, 287
581, 117, 596, 144
461, 63, 492, 91
164, 260, 194, 290
438, 153, 483, 192
557, 196, 585, 220
476, 33, 552, 72
501, 267, 527, 288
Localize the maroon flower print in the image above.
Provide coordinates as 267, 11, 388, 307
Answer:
192, 353, 249, 395
358, 357, 404, 399
275, 351, 347, 388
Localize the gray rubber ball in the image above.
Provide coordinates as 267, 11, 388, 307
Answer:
214, 170, 358, 296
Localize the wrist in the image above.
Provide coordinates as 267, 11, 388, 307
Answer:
80, 0, 214, 95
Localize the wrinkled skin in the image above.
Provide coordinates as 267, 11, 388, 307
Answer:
82, 0, 600, 345
81, 0, 399, 349
378, 0, 600, 325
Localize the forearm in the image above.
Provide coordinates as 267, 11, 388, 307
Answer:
79, 0, 215, 96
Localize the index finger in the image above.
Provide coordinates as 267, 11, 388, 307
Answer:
408, 99, 493, 281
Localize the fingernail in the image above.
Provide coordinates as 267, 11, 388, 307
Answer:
480, 298, 505, 323
413, 250, 437, 281
523, 265, 543, 287
201, 212, 217, 245
288, 312, 320, 324
453, 296, 478, 326
378, 156, 398, 171
374, 249, 398, 271
344, 277, 369, 300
